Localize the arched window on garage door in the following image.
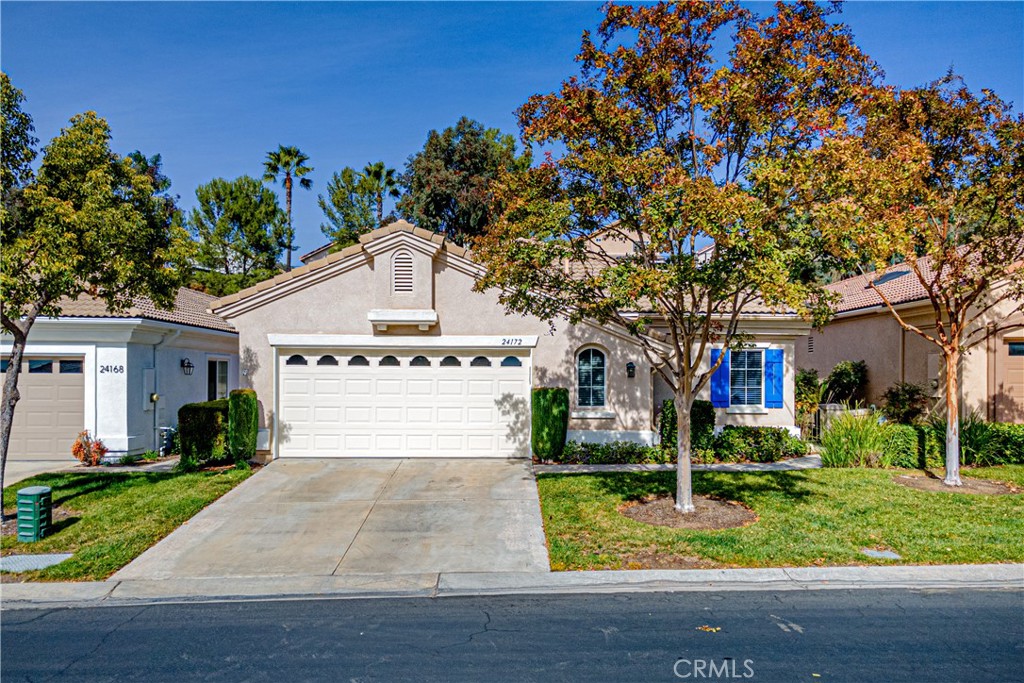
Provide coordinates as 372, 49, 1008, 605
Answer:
286, 355, 307, 366
348, 355, 370, 366
317, 355, 338, 366
379, 355, 401, 366
501, 356, 522, 367
440, 356, 461, 367
470, 356, 492, 367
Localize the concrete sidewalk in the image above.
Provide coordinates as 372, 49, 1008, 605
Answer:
3, 564, 1021, 609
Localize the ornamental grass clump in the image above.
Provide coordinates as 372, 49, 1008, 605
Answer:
819, 410, 887, 468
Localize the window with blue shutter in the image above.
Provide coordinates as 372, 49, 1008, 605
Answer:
730, 350, 763, 406
710, 349, 730, 408
764, 348, 784, 409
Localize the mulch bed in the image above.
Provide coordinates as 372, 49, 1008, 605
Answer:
619, 495, 758, 530
893, 473, 1020, 496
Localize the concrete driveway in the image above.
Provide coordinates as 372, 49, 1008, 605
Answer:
114, 458, 550, 581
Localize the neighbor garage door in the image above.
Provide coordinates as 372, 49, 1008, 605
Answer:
2, 356, 84, 461
277, 349, 531, 458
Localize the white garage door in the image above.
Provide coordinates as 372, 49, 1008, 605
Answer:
277, 349, 531, 458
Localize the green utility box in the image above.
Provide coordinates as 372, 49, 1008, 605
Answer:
17, 485, 52, 543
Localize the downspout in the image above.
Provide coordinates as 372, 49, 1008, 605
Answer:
153, 330, 182, 451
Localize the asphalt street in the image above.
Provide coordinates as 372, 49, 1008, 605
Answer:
2, 588, 1021, 682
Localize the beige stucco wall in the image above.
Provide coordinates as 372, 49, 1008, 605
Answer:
220, 230, 809, 453
795, 291, 1023, 422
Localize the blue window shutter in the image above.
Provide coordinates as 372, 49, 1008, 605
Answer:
765, 348, 784, 409
710, 349, 730, 408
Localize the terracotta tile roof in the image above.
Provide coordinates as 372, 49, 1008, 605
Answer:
57, 287, 235, 333
826, 260, 933, 314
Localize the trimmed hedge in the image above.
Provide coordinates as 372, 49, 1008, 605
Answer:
227, 389, 259, 463
988, 423, 1024, 464
880, 424, 920, 469
713, 426, 807, 463
178, 399, 229, 469
532, 387, 569, 459
560, 440, 669, 465
658, 399, 715, 452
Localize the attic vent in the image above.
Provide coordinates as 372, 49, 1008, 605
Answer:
807, 335, 815, 353
392, 250, 413, 293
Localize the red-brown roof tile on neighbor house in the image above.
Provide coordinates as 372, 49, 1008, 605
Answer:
826, 261, 933, 314
56, 287, 235, 333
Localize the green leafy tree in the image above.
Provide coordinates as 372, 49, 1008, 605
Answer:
263, 145, 313, 271
187, 176, 287, 295
474, 1, 877, 513
1, 72, 38, 234
318, 167, 376, 248
1, 110, 191, 501
398, 116, 530, 245
362, 161, 401, 227
809, 75, 1024, 486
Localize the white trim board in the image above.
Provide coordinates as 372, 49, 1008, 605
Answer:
267, 334, 539, 349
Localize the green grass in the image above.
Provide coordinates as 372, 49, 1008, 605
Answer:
537, 465, 1024, 570
2, 467, 252, 581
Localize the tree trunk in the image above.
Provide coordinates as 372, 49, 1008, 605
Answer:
376, 192, 384, 227
284, 174, 293, 272
943, 348, 962, 486
0, 330, 29, 521
675, 391, 695, 513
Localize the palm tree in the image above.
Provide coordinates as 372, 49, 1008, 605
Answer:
263, 145, 313, 271
362, 161, 401, 227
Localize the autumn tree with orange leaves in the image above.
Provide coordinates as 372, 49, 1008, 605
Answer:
475, 1, 880, 513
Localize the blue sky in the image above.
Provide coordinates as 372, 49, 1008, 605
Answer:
3, 2, 1022, 256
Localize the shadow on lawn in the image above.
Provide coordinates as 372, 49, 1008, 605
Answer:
592, 469, 819, 505
4, 471, 180, 509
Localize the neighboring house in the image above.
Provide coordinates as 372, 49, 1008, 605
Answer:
299, 242, 333, 265
795, 263, 1024, 423
211, 220, 809, 461
1, 288, 239, 462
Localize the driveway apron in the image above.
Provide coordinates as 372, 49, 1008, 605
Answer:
113, 458, 550, 581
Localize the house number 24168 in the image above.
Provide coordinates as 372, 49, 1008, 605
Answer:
99, 365, 125, 374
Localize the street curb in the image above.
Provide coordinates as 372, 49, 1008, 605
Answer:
2, 564, 1021, 609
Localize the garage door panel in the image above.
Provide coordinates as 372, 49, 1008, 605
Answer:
278, 349, 530, 458
5, 356, 84, 461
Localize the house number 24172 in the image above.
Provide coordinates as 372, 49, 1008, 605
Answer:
99, 365, 125, 374
501, 338, 524, 346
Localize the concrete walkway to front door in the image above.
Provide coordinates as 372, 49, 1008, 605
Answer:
114, 458, 550, 581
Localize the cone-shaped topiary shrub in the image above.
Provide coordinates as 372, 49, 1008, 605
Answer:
532, 387, 569, 459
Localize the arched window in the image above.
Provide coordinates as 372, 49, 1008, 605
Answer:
348, 355, 370, 366
285, 354, 307, 366
577, 348, 606, 407
317, 355, 338, 366
440, 356, 461, 367
470, 356, 492, 367
379, 355, 400, 367
500, 356, 522, 367
410, 355, 430, 367
392, 250, 414, 293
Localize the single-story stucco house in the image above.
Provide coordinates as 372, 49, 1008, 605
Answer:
210, 220, 810, 461
796, 262, 1023, 423
1, 287, 240, 462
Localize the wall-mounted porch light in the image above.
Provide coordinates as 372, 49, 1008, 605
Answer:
626, 361, 636, 378
180, 358, 195, 376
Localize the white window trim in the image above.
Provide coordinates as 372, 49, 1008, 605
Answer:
729, 347, 765, 408
575, 345, 608, 410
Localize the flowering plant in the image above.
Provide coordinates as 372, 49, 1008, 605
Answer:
71, 431, 108, 466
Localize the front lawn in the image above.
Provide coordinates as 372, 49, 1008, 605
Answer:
2, 467, 252, 581
537, 465, 1024, 570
